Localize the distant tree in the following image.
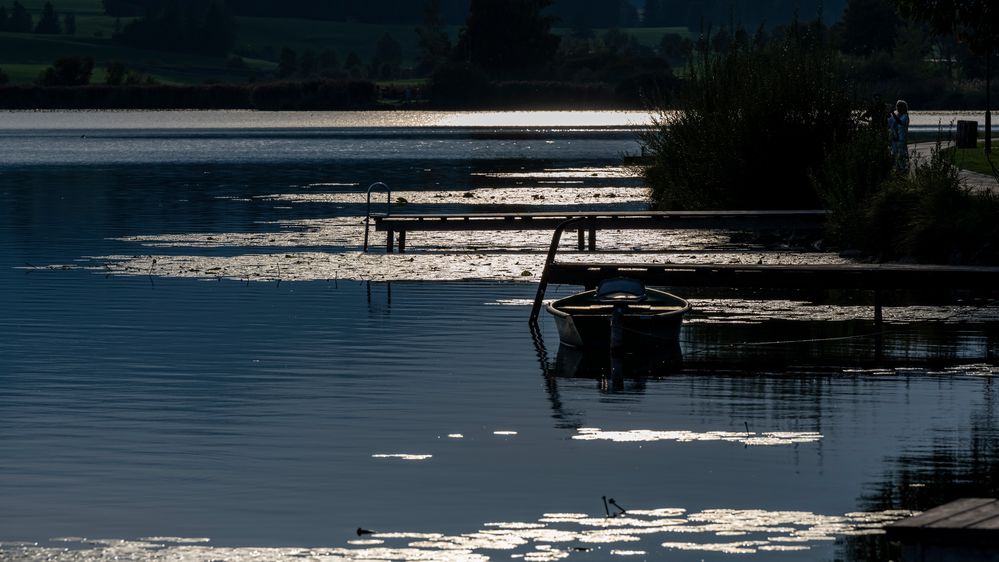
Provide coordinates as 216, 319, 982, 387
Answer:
200, 0, 236, 56
643, 0, 662, 26
298, 49, 317, 78
548, 0, 636, 28
895, 0, 999, 150
344, 51, 362, 74
837, 0, 899, 55
659, 0, 690, 27
105, 61, 127, 85
429, 61, 489, 107
659, 32, 691, 64
371, 32, 403, 79
10, 1, 33, 33
318, 48, 339, 74
892, 21, 931, 78
618, 0, 639, 26
102, 0, 148, 17
63, 12, 76, 34
711, 28, 732, 52
454, 0, 560, 78
602, 28, 630, 55
277, 47, 297, 78
114, 0, 236, 56
0, 6, 8, 31
35, 2, 62, 34
561, 27, 596, 56
37, 56, 93, 86
415, 0, 451, 75
895, 0, 998, 54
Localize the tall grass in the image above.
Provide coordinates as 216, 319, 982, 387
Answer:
642, 20, 858, 210
811, 126, 893, 246
818, 137, 999, 265
866, 148, 999, 264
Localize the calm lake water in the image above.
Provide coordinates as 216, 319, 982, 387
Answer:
1, 110, 998, 562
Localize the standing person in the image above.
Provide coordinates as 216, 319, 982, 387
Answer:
888, 100, 910, 172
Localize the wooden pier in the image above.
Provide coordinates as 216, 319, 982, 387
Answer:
887, 498, 999, 561
369, 210, 826, 253
528, 217, 999, 324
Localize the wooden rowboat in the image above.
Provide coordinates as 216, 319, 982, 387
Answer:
545, 278, 690, 350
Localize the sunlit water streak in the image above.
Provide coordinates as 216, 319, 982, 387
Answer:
0, 506, 914, 561
572, 428, 823, 446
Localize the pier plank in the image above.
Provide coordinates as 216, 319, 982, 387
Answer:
887, 498, 999, 558
372, 210, 825, 247
543, 262, 999, 291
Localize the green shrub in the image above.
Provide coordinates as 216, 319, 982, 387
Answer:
812, 126, 894, 247
642, 21, 858, 210
862, 147, 999, 264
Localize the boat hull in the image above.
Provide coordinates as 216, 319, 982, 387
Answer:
545, 288, 689, 350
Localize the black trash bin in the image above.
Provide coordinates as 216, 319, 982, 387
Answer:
956, 120, 978, 149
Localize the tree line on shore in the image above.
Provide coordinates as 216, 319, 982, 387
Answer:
0, 1, 75, 34
1, 0, 994, 111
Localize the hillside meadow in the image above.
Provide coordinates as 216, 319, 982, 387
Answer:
2, 0, 690, 85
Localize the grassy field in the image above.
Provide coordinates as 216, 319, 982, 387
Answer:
950, 141, 999, 176
234, 18, 438, 64
17, 0, 104, 15
1, 1, 689, 85
0, 31, 274, 84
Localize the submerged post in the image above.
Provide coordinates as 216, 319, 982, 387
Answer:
874, 289, 884, 326
987, 43, 993, 154
363, 182, 391, 252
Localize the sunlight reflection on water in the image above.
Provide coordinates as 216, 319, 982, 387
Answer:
572, 428, 823, 446
0, 110, 652, 131
1, 506, 914, 562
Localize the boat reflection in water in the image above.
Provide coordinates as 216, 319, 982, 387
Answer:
553, 339, 683, 381
530, 319, 683, 395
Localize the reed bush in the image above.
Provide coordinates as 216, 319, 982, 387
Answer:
865, 148, 999, 264
642, 21, 858, 209
812, 126, 893, 248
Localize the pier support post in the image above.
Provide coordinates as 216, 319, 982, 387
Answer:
578, 228, 585, 250
386, 230, 394, 253
399, 231, 406, 253
874, 289, 883, 326
588, 217, 596, 251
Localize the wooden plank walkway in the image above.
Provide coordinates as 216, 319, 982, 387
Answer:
887, 498, 999, 559
531, 262, 999, 323
370, 210, 826, 253
526, 215, 999, 323
543, 262, 999, 291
